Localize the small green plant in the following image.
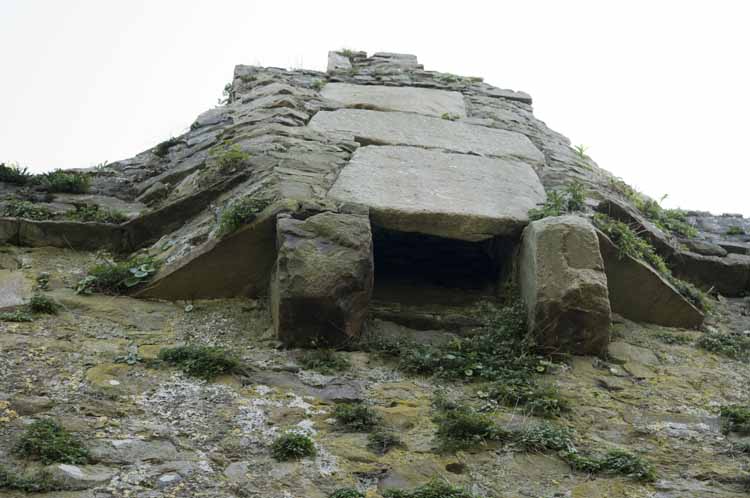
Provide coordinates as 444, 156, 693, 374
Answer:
654, 332, 693, 345
0, 162, 33, 185
727, 226, 746, 236
298, 349, 351, 374
38, 169, 91, 194
14, 419, 89, 464
367, 429, 403, 455
270, 431, 316, 461
0, 466, 60, 493
36, 273, 50, 291
514, 423, 574, 452
720, 405, 750, 434
217, 197, 271, 236
329, 488, 364, 498
528, 181, 587, 220
441, 113, 460, 121
339, 48, 356, 58
697, 333, 750, 360
76, 255, 158, 295
158, 345, 239, 380
154, 137, 181, 157
573, 144, 588, 158
0, 310, 34, 322
65, 204, 128, 224
28, 294, 60, 314
383, 480, 481, 498
334, 403, 381, 432
214, 145, 250, 172
1, 200, 55, 221
595, 449, 656, 482
433, 405, 503, 451
311, 79, 326, 91
488, 379, 569, 418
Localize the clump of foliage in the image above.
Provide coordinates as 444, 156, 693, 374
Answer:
270, 432, 316, 461
154, 137, 181, 157
217, 197, 271, 236
433, 405, 504, 451
528, 181, 586, 220
383, 480, 481, 498
298, 348, 351, 374
435, 73, 463, 84
28, 294, 60, 314
329, 488, 364, 498
514, 423, 574, 452
311, 79, 326, 91
76, 255, 158, 295
488, 380, 569, 418
654, 332, 693, 345
727, 226, 746, 236
1, 200, 54, 220
65, 204, 128, 224
0, 162, 33, 185
564, 449, 656, 481
441, 113, 460, 121
14, 419, 89, 464
573, 144, 589, 158
368, 429, 403, 455
38, 169, 91, 194
608, 177, 697, 237
0, 310, 34, 322
158, 345, 239, 380
697, 332, 750, 360
214, 146, 250, 172
593, 213, 711, 311
0, 466, 59, 493
334, 403, 381, 432
719, 405, 750, 434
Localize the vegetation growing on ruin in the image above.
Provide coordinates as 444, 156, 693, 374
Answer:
383, 480, 480, 498
367, 429, 403, 455
76, 255, 158, 295
298, 348, 351, 373
0, 310, 33, 322
270, 432, 316, 461
528, 181, 586, 220
333, 403, 381, 432
727, 226, 746, 236
65, 204, 128, 224
14, 419, 89, 465
28, 294, 60, 314
1, 200, 54, 220
217, 196, 271, 236
719, 405, 750, 434
214, 145, 250, 172
153, 137, 181, 157
697, 332, 750, 360
0, 162, 33, 185
0, 467, 60, 493
38, 169, 91, 194
158, 345, 239, 380
487, 380, 569, 418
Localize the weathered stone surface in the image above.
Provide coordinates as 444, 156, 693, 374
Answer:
519, 215, 611, 355
671, 251, 750, 296
321, 83, 467, 118
327, 51, 352, 72
328, 145, 545, 241
309, 109, 545, 165
46, 464, 115, 490
89, 438, 179, 464
0, 217, 19, 243
681, 239, 728, 257
271, 211, 373, 347
597, 230, 704, 329
0, 270, 32, 310
596, 198, 676, 256
18, 220, 124, 251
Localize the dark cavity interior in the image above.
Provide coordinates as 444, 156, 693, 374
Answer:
372, 226, 514, 306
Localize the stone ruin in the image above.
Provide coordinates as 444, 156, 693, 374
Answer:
2, 50, 750, 354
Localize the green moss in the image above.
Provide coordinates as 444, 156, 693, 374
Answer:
329, 489, 364, 498
270, 432, 316, 461
528, 181, 586, 220
367, 429, 403, 455
383, 480, 481, 498
0, 162, 33, 185
28, 294, 60, 314
334, 403, 380, 432
720, 405, 750, 434
2, 200, 55, 221
158, 345, 239, 380
38, 169, 91, 194
64, 204, 128, 224
76, 255, 158, 295
298, 349, 350, 374
0, 310, 34, 322
154, 137, 181, 157
14, 419, 89, 464
0, 466, 60, 493
217, 197, 271, 236
697, 333, 750, 360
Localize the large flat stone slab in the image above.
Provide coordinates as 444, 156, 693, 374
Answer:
321, 83, 467, 118
309, 109, 544, 165
0, 270, 32, 310
327, 145, 545, 241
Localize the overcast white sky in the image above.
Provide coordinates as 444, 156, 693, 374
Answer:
1, 0, 748, 215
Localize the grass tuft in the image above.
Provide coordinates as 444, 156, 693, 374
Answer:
158, 345, 239, 380
217, 197, 271, 236
76, 255, 157, 295
329, 489, 364, 498
334, 403, 381, 432
1, 200, 55, 221
38, 169, 91, 193
14, 419, 89, 465
28, 294, 60, 314
270, 432, 316, 461
0, 163, 33, 185
367, 429, 403, 455
298, 349, 351, 374
383, 480, 481, 498
720, 405, 750, 434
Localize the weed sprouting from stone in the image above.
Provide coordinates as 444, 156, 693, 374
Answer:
334, 403, 381, 432
727, 226, 746, 236
38, 169, 91, 194
65, 204, 128, 224
76, 255, 158, 295
528, 181, 587, 220
214, 145, 250, 172
28, 294, 60, 314
0, 310, 34, 322
487, 380, 569, 418
720, 405, 750, 434
382, 479, 481, 498
1, 200, 55, 221
0, 162, 33, 185
158, 345, 239, 380
433, 405, 505, 451
329, 488, 364, 498
697, 333, 750, 360
367, 429, 403, 455
270, 432, 316, 461
514, 423, 574, 452
217, 196, 271, 236
0, 466, 60, 493
14, 419, 89, 465
298, 348, 351, 374
154, 137, 181, 157
654, 332, 693, 345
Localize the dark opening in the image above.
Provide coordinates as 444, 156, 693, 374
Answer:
372, 226, 513, 307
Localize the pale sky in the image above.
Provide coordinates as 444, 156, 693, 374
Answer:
1, 0, 748, 215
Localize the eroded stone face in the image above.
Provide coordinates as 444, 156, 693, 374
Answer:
321, 83, 467, 118
309, 109, 545, 165
328, 145, 545, 241
519, 215, 611, 355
